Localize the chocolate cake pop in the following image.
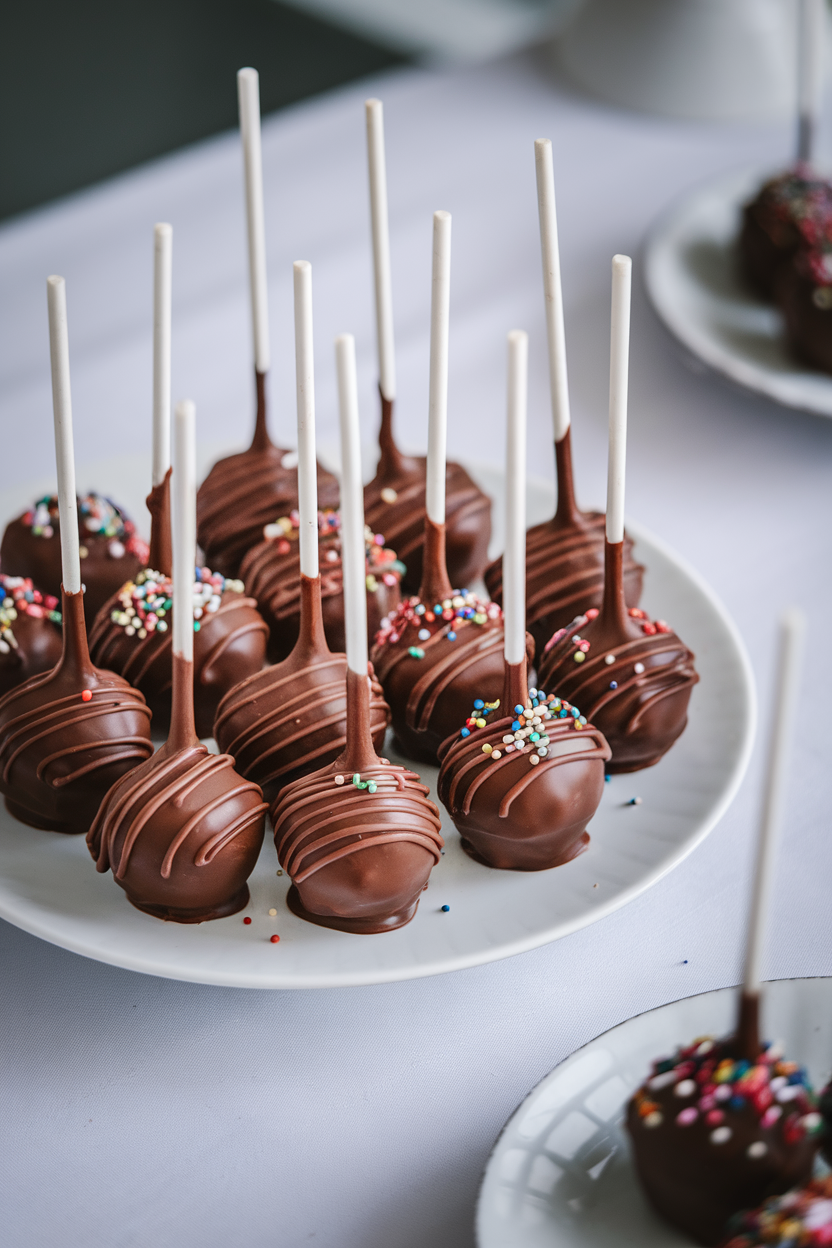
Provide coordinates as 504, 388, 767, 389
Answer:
537, 256, 697, 773
484, 139, 643, 652
776, 243, 832, 374
722, 1175, 832, 1248
438, 331, 610, 870
239, 507, 402, 661
195, 69, 337, 578
370, 211, 518, 765
1, 492, 147, 627
270, 332, 442, 933
362, 99, 491, 595
0, 277, 153, 833
0, 575, 63, 698
88, 400, 267, 921
627, 611, 817, 1246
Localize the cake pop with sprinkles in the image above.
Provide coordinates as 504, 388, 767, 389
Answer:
215, 262, 390, 801
88, 401, 267, 921
627, 611, 819, 1246
437, 331, 610, 870
361, 99, 491, 596
0, 277, 153, 833
196, 69, 337, 578
537, 256, 697, 772
370, 211, 518, 765
722, 1175, 832, 1248
270, 333, 443, 933
0, 575, 63, 698
484, 139, 643, 652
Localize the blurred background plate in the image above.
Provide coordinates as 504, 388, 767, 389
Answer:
476, 977, 832, 1248
643, 166, 832, 418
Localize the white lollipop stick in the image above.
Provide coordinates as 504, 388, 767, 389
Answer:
426, 210, 452, 527
335, 335, 368, 676
606, 255, 632, 546
535, 139, 570, 442
504, 331, 528, 667
152, 224, 172, 487
797, 0, 825, 165
743, 609, 805, 998
172, 400, 197, 664
293, 261, 318, 580
46, 276, 81, 595
366, 99, 396, 403
238, 68, 270, 375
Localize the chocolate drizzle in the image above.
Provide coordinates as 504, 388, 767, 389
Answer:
270, 665, 443, 934
214, 573, 390, 801
0, 589, 153, 833
196, 368, 339, 577
537, 538, 698, 772
146, 468, 172, 576
484, 428, 644, 652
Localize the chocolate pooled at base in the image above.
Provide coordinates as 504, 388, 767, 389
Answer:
437, 657, 610, 870
270, 667, 443, 934
484, 428, 644, 653
88, 652, 267, 923
0, 589, 153, 833
0, 575, 63, 698
196, 371, 339, 578
537, 540, 698, 772
214, 573, 390, 804
363, 393, 492, 595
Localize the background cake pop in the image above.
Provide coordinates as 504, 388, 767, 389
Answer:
537, 255, 698, 773
90, 224, 268, 737
437, 330, 610, 871
270, 332, 443, 934
0, 575, 63, 698
627, 611, 820, 1246
484, 138, 643, 651
215, 261, 389, 801
370, 210, 518, 765
722, 1176, 832, 1248
196, 68, 337, 578
0, 276, 153, 833
361, 98, 491, 595
88, 400, 267, 922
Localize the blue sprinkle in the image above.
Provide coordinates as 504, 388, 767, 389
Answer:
441, 904, 450, 913
447, 631, 457, 641
511, 720, 521, 731
514, 704, 524, 714
473, 699, 484, 710
604, 775, 611, 783
559, 709, 568, 718
434, 605, 442, 614
571, 707, 580, 718
460, 727, 470, 737
730, 1096, 746, 1111
610, 681, 618, 689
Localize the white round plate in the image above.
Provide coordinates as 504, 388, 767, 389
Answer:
643, 166, 832, 417
0, 463, 754, 989
477, 977, 832, 1248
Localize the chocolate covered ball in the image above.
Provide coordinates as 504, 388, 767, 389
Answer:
1, 493, 147, 627
739, 171, 832, 300
0, 575, 63, 698
722, 1176, 832, 1248
627, 1036, 820, 1246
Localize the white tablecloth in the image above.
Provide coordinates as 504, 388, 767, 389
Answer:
3, 54, 832, 1248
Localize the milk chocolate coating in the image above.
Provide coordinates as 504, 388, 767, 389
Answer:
738, 171, 832, 299
437, 659, 610, 870
89, 577, 268, 740
214, 575, 390, 803
363, 394, 492, 595
776, 259, 832, 374
1, 495, 146, 627
89, 653, 267, 922
0, 589, 153, 833
146, 470, 172, 577
537, 541, 698, 772
240, 519, 401, 662
0, 577, 63, 698
627, 1005, 817, 1246
270, 667, 443, 934
484, 430, 644, 653
196, 371, 339, 578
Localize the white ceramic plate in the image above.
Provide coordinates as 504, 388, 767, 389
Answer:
476, 977, 832, 1248
0, 462, 754, 989
643, 166, 832, 417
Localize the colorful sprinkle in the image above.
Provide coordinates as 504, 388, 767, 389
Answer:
243, 916, 251, 925
81, 690, 92, 702
270, 935, 280, 944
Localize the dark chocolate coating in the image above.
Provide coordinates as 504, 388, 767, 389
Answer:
437, 661, 610, 870
88, 653, 267, 922
214, 575, 389, 802
776, 259, 832, 374
196, 371, 338, 578
537, 542, 698, 773
738, 170, 832, 299
0, 590, 153, 833
240, 523, 401, 662
364, 394, 491, 595
270, 667, 444, 934
819, 1080, 832, 1167
89, 580, 268, 740
1, 497, 146, 627
0, 578, 63, 698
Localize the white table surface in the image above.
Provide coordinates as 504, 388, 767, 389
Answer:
2, 53, 831, 1248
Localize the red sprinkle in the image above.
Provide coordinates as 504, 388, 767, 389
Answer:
81, 690, 93, 702
270, 934, 280, 944
243, 916, 252, 925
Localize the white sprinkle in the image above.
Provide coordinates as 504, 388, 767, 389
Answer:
334, 775, 345, 786
634, 662, 645, 674
674, 1079, 696, 1098
649, 1071, 677, 1092
710, 1127, 732, 1145
644, 1112, 663, 1128
281, 451, 299, 469
604, 654, 615, 665
268, 908, 277, 916
747, 1141, 767, 1158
